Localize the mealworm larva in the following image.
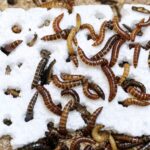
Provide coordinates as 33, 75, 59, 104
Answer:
109, 38, 125, 67
25, 92, 38, 122
53, 13, 64, 33
76, 13, 81, 31
52, 75, 82, 89
91, 34, 120, 60
138, 17, 150, 27
109, 135, 118, 150
78, 47, 108, 66
36, 85, 62, 115
127, 86, 150, 100
113, 16, 130, 40
130, 19, 145, 42
132, 6, 150, 14
41, 59, 56, 85
129, 43, 141, 68
70, 137, 95, 150
59, 100, 72, 135
101, 63, 117, 102
70, 55, 79, 67
41, 29, 71, 41
119, 98, 150, 107
2, 40, 23, 53
39, 1, 72, 13
92, 21, 107, 46
80, 23, 97, 41
27, 33, 38, 47
92, 125, 110, 143
83, 107, 103, 135
118, 63, 130, 85
31, 57, 49, 89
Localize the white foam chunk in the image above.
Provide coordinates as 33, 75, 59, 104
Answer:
0, 4, 149, 149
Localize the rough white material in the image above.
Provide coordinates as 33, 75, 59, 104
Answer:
0, 4, 149, 149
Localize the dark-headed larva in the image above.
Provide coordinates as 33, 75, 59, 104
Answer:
119, 98, 150, 107
59, 100, 72, 135
132, 6, 150, 14
113, 16, 130, 40
36, 85, 62, 115
101, 63, 117, 102
25, 92, 38, 122
70, 137, 95, 150
91, 34, 120, 60
109, 38, 125, 67
41, 29, 71, 41
80, 23, 97, 41
53, 13, 64, 33
78, 47, 108, 66
129, 43, 141, 68
126, 86, 150, 100
31, 56, 49, 89
52, 75, 82, 89
92, 21, 107, 46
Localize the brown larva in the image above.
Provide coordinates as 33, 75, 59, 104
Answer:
27, 33, 38, 47
137, 17, 150, 27
12, 24, 22, 34
36, 85, 62, 115
109, 135, 118, 150
132, 6, 150, 14
25, 92, 38, 122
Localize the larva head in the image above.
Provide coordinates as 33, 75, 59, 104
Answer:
24, 113, 33, 122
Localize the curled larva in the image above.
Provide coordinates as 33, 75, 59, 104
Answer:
91, 34, 120, 60
92, 21, 107, 46
113, 16, 130, 40
59, 100, 72, 135
53, 13, 64, 33
52, 75, 82, 89
70, 137, 95, 150
36, 85, 62, 115
77, 47, 108, 66
119, 98, 150, 107
25, 92, 38, 122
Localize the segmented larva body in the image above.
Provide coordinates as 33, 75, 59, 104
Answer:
52, 75, 82, 89
83, 107, 103, 135
117, 142, 143, 149
80, 23, 97, 41
119, 63, 130, 85
148, 51, 150, 68
109, 38, 125, 67
39, 1, 72, 13
113, 16, 130, 40
119, 98, 150, 107
41, 29, 71, 41
132, 6, 150, 14
101, 63, 117, 102
127, 86, 150, 100
130, 19, 145, 42
138, 17, 150, 27
60, 73, 85, 82
92, 21, 107, 46
59, 100, 72, 135
25, 92, 38, 122
3, 40, 23, 52
36, 85, 62, 115
70, 55, 79, 67
70, 137, 95, 150
91, 34, 120, 60
78, 47, 108, 66
53, 13, 64, 33
31, 57, 49, 89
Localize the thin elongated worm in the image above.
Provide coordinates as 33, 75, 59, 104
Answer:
76, 13, 81, 31
118, 63, 130, 85
132, 6, 150, 14
80, 23, 97, 41
101, 63, 117, 102
41, 29, 71, 41
78, 47, 108, 66
91, 34, 120, 60
119, 98, 150, 107
52, 75, 82, 89
25, 92, 38, 122
53, 13, 64, 33
59, 100, 72, 135
138, 17, 150, 27
70, 137, 95, 150
109, 38, 125, 67
36, 85, 62, 115
113, 16, 130, 40
31, 57, 49, 89
92, 21, 107, 46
